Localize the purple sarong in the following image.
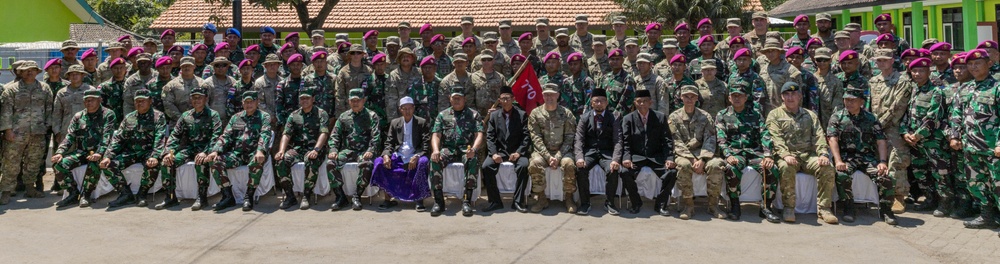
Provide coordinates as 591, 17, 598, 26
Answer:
371, 155, 431, 202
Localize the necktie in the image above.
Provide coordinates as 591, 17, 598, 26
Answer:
595, 113, 603, 129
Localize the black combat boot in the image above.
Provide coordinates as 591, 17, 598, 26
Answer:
56, 186, 80, 208
278, 182, 297, 210
964, 204, 1000, 229
728, 198, 742, 220
933, 194, 953, 217
135, 187, 150, 207
880, 202, 898, 225
192, 186, 209, 211
154, 192, 179, 210
430, 190, 445, 217
331, 187, 349, 211
951, 196, 975, 219
759, 197, 781, 223
842, 201, 856, 223
242, 186, 256, 211
462, 189, 474, 217
913, 192, 938, 211
213, 186, 236, 211
108, 183, 135, 208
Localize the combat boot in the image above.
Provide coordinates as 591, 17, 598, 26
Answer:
842, 201, 856, 223
951, 197, 975, 219
913, 192, 938, 211
191, 187, 209, 211
108, 183, 135, 208
708, 196, 727, 219
880, 202, 898, 225
564, 192, 577, 214
0, 191, 11, 205
79, 188, 94, 208
679, 198, 694, 220
56, 187, 80, 208
462, 189, 474, 217
278, 182, 298, 210
530, 194, 549, 213
24, 187, 45, 198
891, 194, 906, 214
933, 194, 953, 217
242, 187, 256, 211
155, 192, 179, 210
135, 187, 150, 207
964, 205, 1000, 229
330, 187, 348, 211
430, 190, 445, 217
300, 190, 313, 210
213, 186, 236, 211
728, 198, 742, 220
759, 197, 781, 223
818, 207, 839, 224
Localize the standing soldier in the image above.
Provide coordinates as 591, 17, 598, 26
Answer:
674, 23, 699, 61
811, 13, 838, 53
99, 89, 168, 208
412, 57, 442, 121
620, 89, 676, 215
470, 51, 505, 116
205, 91, 271, 211
634, 53, 668, 113
728, 48, 768, 113
689, 35, 727, 80
336, 45, 373, 114
447, 16, 482, 57
565, 52, 595, 116
303, 51, 336, 116
328, 89, 382, 211
715, 81, 781, 222
662, 54, 696, 112
98, 58, 129, 121
57, 40, 83, 79
429, 86, 484, 216
96, 42, 126, 84
944, 52, 976, 219
574, 89, 625, 215
53, 90, 116, 208
226, 29, 245, 65
600, 49, 636, 115
695, 59, 729, 116
386, 48, 421, 121
497, 19, 519, 59
787, 47, 822, 120
364, 53, 391, 132
474, 35, 511, 77
481, 88, 531, 213
53, 65, 95, 146
902, 58, 953, 216
870, 48, 914, 213
534, 17, 557, 58
0, 61, 52, 203
760, 39, 803, 114
639, 22, 665, 64
439, 53, 474, 111
276, 54, 308, 142
526, 84, 578, 214
929, 42, 958, 86
606, 16, 627, 51
766, 82, 837, 224
228, 60, 257, 118
253, 54, 282, 120
156, 87, 223, 211
827, 86, 896, 225
203, 57, 237, 122
587, 35, 610, 81
836, 50, 870, 104
784, 15, 812, 49
671, 85, 726, 220
276, 87, 329, 210
811, 48, 845, 127
160, 57, 201, 123
124, 54, 155, 114
569, 15, 594, 57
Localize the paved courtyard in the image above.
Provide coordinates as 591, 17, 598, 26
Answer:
0, 174, 998, 263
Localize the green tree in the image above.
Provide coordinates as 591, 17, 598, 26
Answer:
759, 0, 788, 11
87, 0, 175, 36
204, 0, 340, 32
611, 0, 747, 36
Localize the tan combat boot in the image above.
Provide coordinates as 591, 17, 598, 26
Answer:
818, 207, 839, 224
679, 198, 695, 220
0, 191, 10, 205
708, 196, 727, 219
530, 194, 549, 213
892, 195, 906, 214
25, 188, 45, 198
564, 192, 577, 214
783, 206, 796, 223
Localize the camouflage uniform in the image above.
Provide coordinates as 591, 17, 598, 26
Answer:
275, 75, 306, 129
470, 70, 505, 116
302, 72, 337, 116
564, 73, 596, 116
534, 37, 558, 59
661, 75, 696, 113
328, 107, 381, 191
52, 84, 94, 140
98, 78, 128, 122
715, 104, 780, 201
103, 108, 168, 193
433, 54, 454, 78
227, 79, 255, 118
386, 66, 423, 121
598, 69, 636, 116
335, 64, 373, 114
635, 72, 668, 113
826, 108, 894, 204
728, 68, 769, 114
527, 105, 578, 195
202, 75, 237, 122
0, 80, 52, 192
949, 76, 1000, 212
361, 73, 390, 131
159, 76, 201, 123
587, 54, 610, 81
695, 78, 728, 116
811, 70, 845, 127
766, 106, 835, 209
760, 61, 803, 114
161, 106, 223, 194
210, 108, 271, 189
123, 71, 156, 114
251, 74, 280, 119
440, 72, 474, 111
931, 67, 958, 86
670, 107, 725, 201
431, 105, 483, 192
569, 32, 595, 57
869, 70, 914, 195
902, 81, 952, 200
678, 42, 700, 61
277, 105, 329, 192
54, 106, 116, 193
837, 71, 870, 108
688, 55, 727, 81
410, 76, 442, 121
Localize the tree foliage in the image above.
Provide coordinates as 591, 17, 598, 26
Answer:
759, 0, 788, 11
611, 0, 749, 36
204, 0, 340, 32
87, 0, 175, 36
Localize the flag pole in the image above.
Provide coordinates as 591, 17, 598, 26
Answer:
507, 58, 530, 87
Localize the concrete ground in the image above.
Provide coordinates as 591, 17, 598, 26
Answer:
1, 173, 999, 263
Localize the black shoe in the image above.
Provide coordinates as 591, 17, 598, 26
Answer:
483, 202, 504, 212
430, 202, 444, 217
279, 192, 298, 210
213, 187, 236, 211
462, 202, 473, 216
415, 203, 427, 212
15, 182, 25, 193
629, 202, 642, 214
880, 202, 898, 225
842, 201, 856, 223
728, 199, 741, 220
904, 195, 916, 204
351, 196, 363, 211
576, 203, 591, 215
605, 202, 620, 216
79, 191, 93, 208
135, 187, 149, 207
378, 200, 398, 210
656, 203, 670, 216
56, 188, 80, 208
154, 193, 179, 210
933, 195, 953, 217
951, 198, 975, 219
913, 194, 938, 211
512, 201, 528, 213
242, 187, 256, 211
108, 185, 135, 208
331, 188, 349, 211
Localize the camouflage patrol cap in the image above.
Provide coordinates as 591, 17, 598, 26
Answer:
17, 61, 40, 71
814, 47, 833, 59
636, 53, 653, 63
844, 23, 861, 32
66, 64, 87, 75
335, 33, 350, 43
180, 56, 196, 67
679, 85, 699, 95
612, 16, 626, 25
780, 82, 800, 93
536, 17, 550, 27
752, 11, 768, 19
349, 88, 366, 99
190, 87, 207, 96
593, 35, 606, 46
106, 41, 125, 51
843, 85, 865, 99
726, 18, 741, 28
575, 14, 589, 24
729, 81, 749, 94
662, 38, 678, 49
700, 59, 717, 70
453, 53, 469, 62
921, 38, 940, 48
210, 57, 231, 66
136, 53, 153, 62
834, 31, 850, 39
398, 21, 411, 29
624, 38, 639, 47
873, 48, 894, 60
143, 38, 158, 45
349, 44, 364, 53
61, 40, 80, 51
83, 89, 102, 99
449, 86, 466, 97
386, 36, 401, 46
816, 13, 832, 21
498, 19, 513, 29
483, 31, 498, 43
460, 16, 474, 25
555, 28, 569, 38
134, 89, 152, 100
311, 29, 326, 38
299, 86, 316, 98
542, 83, 559, 94
264, 54, 282, 64
242, 90, 259, 101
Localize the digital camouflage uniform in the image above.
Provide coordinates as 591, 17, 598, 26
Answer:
211, 108, 271, 188
52, 84, 94, 141
54, 106, 116, 193
949, 76, 1000, 212
302, 72, 336, 116
202, 74, 237, 122
695, 78, 729, 116
636, 72, 668, 113
439, 72, 474, 111
275, 75, 305, 128
587, 54, 610, 82
123, 71, 156, 115
902, 80, 952, 200
837, 71, 870, 108
103, 108, 168, 193
161, 106, 223, 194
277, 105, 329, 192
812, 70, 846, 127
328, 107, 381, 190
760, 61, 803, 114
361, 73, 390, 131
669, 107, 725, 200
715, 104, 779, 201
431, 105, 484, 192
335, 64, 373, 114
826, 108, 894, 204
599, 69, 636, 116
0, 80, 52, 192
870, 70, 914, 195
470, 70, 505, 116
386, 66, 423, 121
662, 75, 696, 113
252, 74, 280, 119
527, 105, 578, 195
227, 79, 255, 118
155, 76, 198, 123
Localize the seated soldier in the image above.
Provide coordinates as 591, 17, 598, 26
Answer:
429, 86, 485, 217
205, 91, 272, 211
99, 89, 168, 208
328, 88, 382, 211
275, 87, 329, 210
157, 87, 223, 210
53, 90, 117, 208
671, 85, 727, 220
527, 83, 579, 214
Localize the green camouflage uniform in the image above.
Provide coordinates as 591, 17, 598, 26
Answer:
328, 108, 381, 189
728, 69, 769, 114
945, 80, 975, 206
599, 69, 636, 116
812, 70, 846, 127
302, 72, 336, 116
211, 108, 271, 188
826, 108, 894, 204
161, 107, 223, 193
902, 81, 952, 199
565, 73, 596, 116
103, 108, 168, 191
715, 104, 779, 200
662, 75, 696, 113
98, 79, 128, 122
836, 71, 871, 108
361, 73, 390, 131
949, 76, 1000, 209
431, 106, 484, 192
148, 76, 190, 121
277, 106, 329, 191
54, 107, 116, 192
275, 76, 305, 128
410, 76, 441, 122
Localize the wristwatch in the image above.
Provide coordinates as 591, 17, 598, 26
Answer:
313, 147, 322, 152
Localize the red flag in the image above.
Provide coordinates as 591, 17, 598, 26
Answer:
511, 63, 544, 113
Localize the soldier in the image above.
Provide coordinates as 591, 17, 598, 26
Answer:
302, 51, 336, 116
165, 46, 185, 77
202, 57, 237, 122
244, 44, 264, 80
429, 86, 483, 216
836, 50, 870, 106
307, 29, 327, 54
565, 52, 596, 116
743, 12, 769, 55
865, 14, 910, 57
328, 88, 382, 211
653, 38, 678, 80
53, 65, 95, 146
277, 43, 298, 77
385, 47, 420, 119
517, 32, 545, 76
623, 38, 640, 74
124, 53, 155, 114
53, 90, 116, 207
474, 34, 512, 77
670, 85, 727, 219
760, 39, 804, 114
412, 57, 442, 121
573, 89, 625, 215
447, 16, 482, 57
634, 53, 668, 113
716, 18, 743, 62
689, 35, 727, 81
160, 57, 202, 124
606, 16, 627, 51
587, 35, 610, 81
428, 34, 454, 78
384, 37, 402, 72
0, 61, 52, 203
766, 82, 838, 224
526, 83, 580, 214
275, 53, 308, 150
534, 17, 557, 58
190, 44, 211, 76
229, 60, 257, 123
253, 54, 282, 121
801, 38, 825, 73
929, 42, 958, 86
809, 13, 837, 52
715, 81, 781, 221
694, 59, 729, 117
57, 40, 82, 79
393, 22, 419, 52
620, 89, 676, 215
870, 48, 914, 213
440, 53, 474, 112
226, 28, 245, 65
203, 43, 239, 80
496, 19, 519, 59
553, 28, 579, 74
156, 87, 223, 210
80, 49, 101, 85
142, 38, 158, 56
99, 89, 168, 208
943, 52, 976, 219
600, 49, 636, 115
811, 48, 845, 127
96, 42, 126, 84
481, 88, 531, 213
275, 87, 329, 210
97, 58, 128, 120
43, 58, 68, 96
363, 53, 391, 132
258, 27, 279, 64
336, 45, 373, 114
415, 24, 435, 60
569, 15, 594, 57
728, 48, 768, 114
206, 91, 272, 211
470, 51, 505, 116
901, 58, 953, 217
977, 41, 1000, 79
827, 86, 896, 225
784, 15, 811, 49
787, 47, 822, 121
673, 22, 699, 61
662, 54, 696, 112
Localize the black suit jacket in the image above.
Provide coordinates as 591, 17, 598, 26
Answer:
621, 109, 674, 164
382, 116, 430, 158
486, 107, 531, 158
574, 110, 622, 162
